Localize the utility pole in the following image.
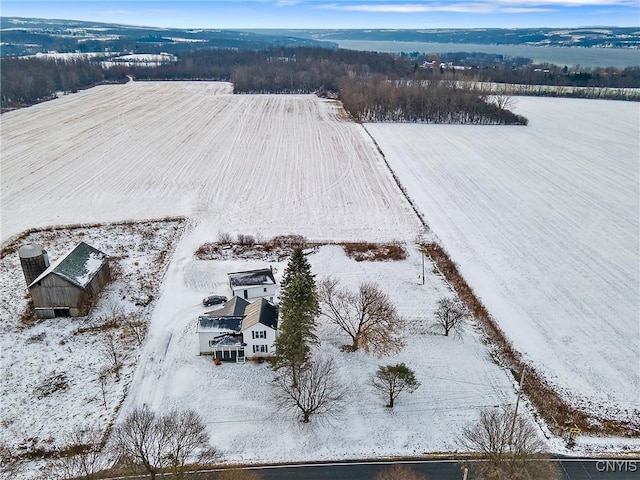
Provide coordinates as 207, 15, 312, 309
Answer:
509, 366, 527, 448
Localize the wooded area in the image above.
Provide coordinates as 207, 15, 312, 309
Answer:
2, 45, 637, 121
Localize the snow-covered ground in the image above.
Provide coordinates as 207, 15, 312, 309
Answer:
2, 83, 638, 478
118, 239, 525, 463
0, 219, 185, 477
1, 81, 421, 246
365, 97, 640, 425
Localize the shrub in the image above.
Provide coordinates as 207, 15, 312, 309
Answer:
218, 231, 233, 244
237, 234, 255, 246
271, 234, 306, 248
34, 372, 69, 399
195, 242, 220, 259
342, 242, 406, 261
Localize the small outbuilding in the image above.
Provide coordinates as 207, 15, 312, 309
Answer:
26, 242, 110, 319
227, 268, 276, 302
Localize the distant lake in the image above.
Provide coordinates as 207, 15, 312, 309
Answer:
335, 40, 640, 68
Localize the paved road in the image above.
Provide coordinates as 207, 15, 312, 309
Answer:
181, 458, 639, 480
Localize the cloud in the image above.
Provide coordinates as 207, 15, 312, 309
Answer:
318, 0, 639, 14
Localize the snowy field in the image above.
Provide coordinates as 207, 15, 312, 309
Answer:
0, 81, 421, 245
366, 97, 640, 425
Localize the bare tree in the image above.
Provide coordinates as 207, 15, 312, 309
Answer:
274, 356, 345, 423
98, 367, 110, 409
433, 297, 468, 336
124, 314, 147, 347
492, 94, 516, 111
112, 405, 168, 479
100, 331, 122, 381
375, 464, 426, 480
371, 363, 420, 408
460, 407, 560, 480
163, 408, 218, 480
319, 278, 405, 355
51, 426, 110, 480
113, 406, 215, 480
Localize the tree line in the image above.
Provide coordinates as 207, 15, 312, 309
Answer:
3, 45, 639, 112
0, 57, 110, 109
1, 47, 531, 124
339, 76, 528, 124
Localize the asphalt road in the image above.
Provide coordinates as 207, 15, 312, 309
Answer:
181, 458, 640, 480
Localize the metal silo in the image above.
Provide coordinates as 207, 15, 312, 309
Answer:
19, 243, 50, 286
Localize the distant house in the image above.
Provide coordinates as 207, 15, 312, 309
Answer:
26, 242, 110, 319
227, 268, 276, 302
197, 297, 278, 361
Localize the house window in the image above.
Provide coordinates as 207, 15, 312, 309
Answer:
243, 289, 248, 299
253, 344, 268, 353
208, 340, 217, 347
252, 330, 267, 339
264, 287, 267, 292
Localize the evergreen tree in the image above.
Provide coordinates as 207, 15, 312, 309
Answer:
273, 247, 319, 385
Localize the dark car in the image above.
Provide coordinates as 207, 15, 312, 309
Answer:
202, 295, 227, 307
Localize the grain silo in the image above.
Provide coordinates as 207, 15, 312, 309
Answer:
19, 244, 50, 286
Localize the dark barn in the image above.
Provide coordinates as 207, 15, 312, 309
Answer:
26, 242, 110, 319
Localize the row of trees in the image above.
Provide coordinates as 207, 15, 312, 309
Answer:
339, 77, 529, 124
0, 57, 107, 109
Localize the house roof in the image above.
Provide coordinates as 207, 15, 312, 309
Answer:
210, 296, 250, 317
208, 333, 243, 348
29, 242, 108, 289
197, 316, 243, 333
242, 298, 278, 331
228, 268, 276, 288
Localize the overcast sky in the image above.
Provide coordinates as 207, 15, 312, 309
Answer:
2, 1, 639, 29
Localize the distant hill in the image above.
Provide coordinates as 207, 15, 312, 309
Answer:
248, 28, 640, 49
0, 17, 336, 56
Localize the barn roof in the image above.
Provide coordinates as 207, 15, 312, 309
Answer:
29, 242, 108, 289
242, 298, 278, 331
228, 268, 276, 288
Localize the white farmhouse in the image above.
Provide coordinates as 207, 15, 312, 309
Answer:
197, 296, 278, 361
227, 268, 276, 302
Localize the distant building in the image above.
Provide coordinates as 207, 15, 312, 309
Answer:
227, 268, 276, 302
25, 242, 110, 319
197, 297, 278, 361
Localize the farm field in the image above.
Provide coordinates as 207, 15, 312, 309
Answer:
0, 81, 421, 245
366, 97, 640, 425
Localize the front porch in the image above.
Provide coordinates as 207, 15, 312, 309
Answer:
211, 344, 245, 363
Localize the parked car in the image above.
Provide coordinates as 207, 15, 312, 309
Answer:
203, 295, 227, 307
